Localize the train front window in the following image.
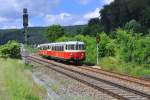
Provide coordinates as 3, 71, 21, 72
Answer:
75, 44, 84, 50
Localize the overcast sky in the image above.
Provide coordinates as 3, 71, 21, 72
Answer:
0, 0, 114, 29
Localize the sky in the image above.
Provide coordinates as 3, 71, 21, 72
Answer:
0, 0, 114, 29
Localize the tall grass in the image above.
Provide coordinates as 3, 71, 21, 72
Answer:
0, 58, 45, 100
100, 57, 150, 78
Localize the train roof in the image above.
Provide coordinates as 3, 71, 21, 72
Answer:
38, 41, 84, 47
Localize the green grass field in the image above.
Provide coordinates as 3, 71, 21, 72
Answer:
0, 58, 46, 100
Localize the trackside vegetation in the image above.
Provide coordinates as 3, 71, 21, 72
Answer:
0, 40, 21, 59
0, 41, 46, 99
0, 59, 46, 100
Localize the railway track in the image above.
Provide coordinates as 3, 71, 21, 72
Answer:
81, 66, 150, 86
79, 66, 150, 95
25, 55, 150, 100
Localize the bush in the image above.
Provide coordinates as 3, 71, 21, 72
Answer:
0, 40, 21, 59
115, 29, 150, 66
98, 32, 115, 57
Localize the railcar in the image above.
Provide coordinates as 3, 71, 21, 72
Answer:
37, 41, 86, 63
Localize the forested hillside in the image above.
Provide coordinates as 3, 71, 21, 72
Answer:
0, 25, 86, 45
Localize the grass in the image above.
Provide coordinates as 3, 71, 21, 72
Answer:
99, 57, 150, 78
0, 58, 46, 100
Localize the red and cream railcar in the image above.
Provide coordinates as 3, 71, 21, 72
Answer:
37, 41, 85, 62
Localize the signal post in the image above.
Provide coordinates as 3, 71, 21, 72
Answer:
23, 8, 28, 44
96, 33, 100, 65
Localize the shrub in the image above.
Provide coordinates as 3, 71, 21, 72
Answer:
0, 40, 21, 59
98, 32, 115, 57
115, 29, 150, 66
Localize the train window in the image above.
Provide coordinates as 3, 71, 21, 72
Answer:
66, 45, 68, 50
62, 46, 64, 51
75, 44, 78, 50
58, 46, 59, 51
59, 46, 61, 51
60, 46, 61, 51
53, 46, 54, 50
57, 46, 59, 51
78, 44, 84, 50
68, 45, 75, 50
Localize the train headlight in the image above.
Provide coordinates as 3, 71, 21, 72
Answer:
81, 53, 84, 56
70, 53, 73, 56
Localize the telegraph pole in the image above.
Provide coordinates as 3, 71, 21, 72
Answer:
96, 33, 100, 65
23, 8, 28, 44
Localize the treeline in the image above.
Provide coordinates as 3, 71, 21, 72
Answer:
75, 0, 150, 36
52, 28, 150, 67
100, 0, 150, 33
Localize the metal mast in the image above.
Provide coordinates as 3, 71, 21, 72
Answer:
23, 8, 28, 44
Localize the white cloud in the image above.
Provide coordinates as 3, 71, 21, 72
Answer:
102, 0, 114, 4
60, 13, 71, 20
84, 8, 100, 19
0, 17, 8, 22
44, 7, 101, 26
73, 20, 86, 25
0, 0, 60, 29
45, 13, 73, 26
1, 25, 18, 29
79, 0, 91, 5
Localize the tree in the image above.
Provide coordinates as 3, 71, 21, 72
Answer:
76, 27, 83, 35
45, 25, 65, 42
83, 18, 104, 36
100, 0, 150, 33
124, 19, 142, 33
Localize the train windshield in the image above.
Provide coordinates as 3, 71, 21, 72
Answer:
75, 44, 85, 50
